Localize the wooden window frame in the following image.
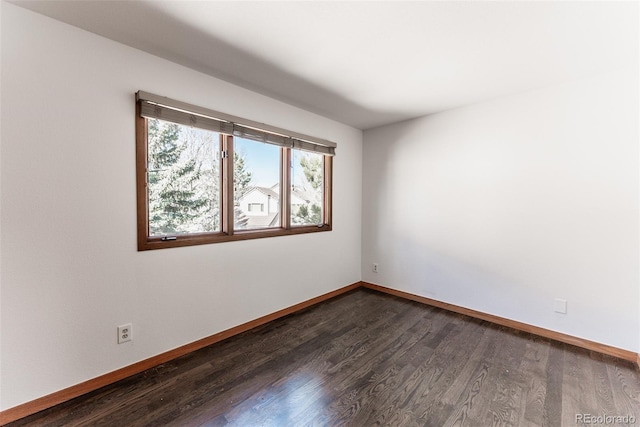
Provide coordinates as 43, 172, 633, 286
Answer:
136, 101, 333, 251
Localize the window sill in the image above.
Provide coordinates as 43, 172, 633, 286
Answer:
139, 224, 331, 251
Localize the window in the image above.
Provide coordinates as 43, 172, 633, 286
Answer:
147, 120, 222, 236
136, 91, 335, 250
291, 149, 325, 226
234, 137, 280, 229
248, 203, 264, 213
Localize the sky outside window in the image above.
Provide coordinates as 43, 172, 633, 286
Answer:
234, 137, 281, 229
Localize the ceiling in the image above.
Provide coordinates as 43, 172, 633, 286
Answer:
10, 1, 639, 130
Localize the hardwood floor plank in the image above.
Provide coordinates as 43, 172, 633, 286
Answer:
606, 357, 640, 422
482, 332, 529, 427
358, 337, 443, 424
443, 361, 490, 427
542, 343, 564, 427
519, 337, 551, 425
350, 310, 476, 425
590, 353, 621, 416
6, 289, 639, 427
561, 347, 602, 426
398, 321, 491, 425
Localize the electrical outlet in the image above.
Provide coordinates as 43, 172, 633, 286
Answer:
118, 323, 132, 344
372, 263, 379, 273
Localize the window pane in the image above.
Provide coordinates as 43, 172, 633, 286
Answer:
291, 150, 324, 226
147, 119, 221, 236
234, 137, 281, 230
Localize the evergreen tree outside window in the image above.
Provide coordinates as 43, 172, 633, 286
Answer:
147, 119, 221, 235
291, 150, 324, 226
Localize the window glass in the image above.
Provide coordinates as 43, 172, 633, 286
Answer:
147, 118, 221, 236
291, 149, 324, 226
234, 137, 281, 230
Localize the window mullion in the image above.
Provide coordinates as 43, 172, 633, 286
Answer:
136, 110, 150, 249
281, 147, 291, 229
324, 155, 333, 227
222, 135, 234, 236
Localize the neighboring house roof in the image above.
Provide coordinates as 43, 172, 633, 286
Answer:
291, 190, 311, 204
254, 187, 279, 199
239, 186, 312, 204
246, 212, 279, 228
238, 186, 279, 200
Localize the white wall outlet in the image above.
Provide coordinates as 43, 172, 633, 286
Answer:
554, 299, 567, 314
118, 323, 132, 344
372, 263, 379, 273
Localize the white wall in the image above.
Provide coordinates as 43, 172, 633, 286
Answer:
363, 69, 639, 352
0, 3, 362, 410
0, 0, 3, 411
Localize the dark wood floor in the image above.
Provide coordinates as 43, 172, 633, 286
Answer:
7, 289, 640, 426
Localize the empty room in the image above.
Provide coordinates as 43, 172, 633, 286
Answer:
1, 1, 639, 426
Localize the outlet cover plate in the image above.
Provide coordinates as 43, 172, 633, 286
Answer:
118, 323, 132, 344
554, 299, 567, 314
